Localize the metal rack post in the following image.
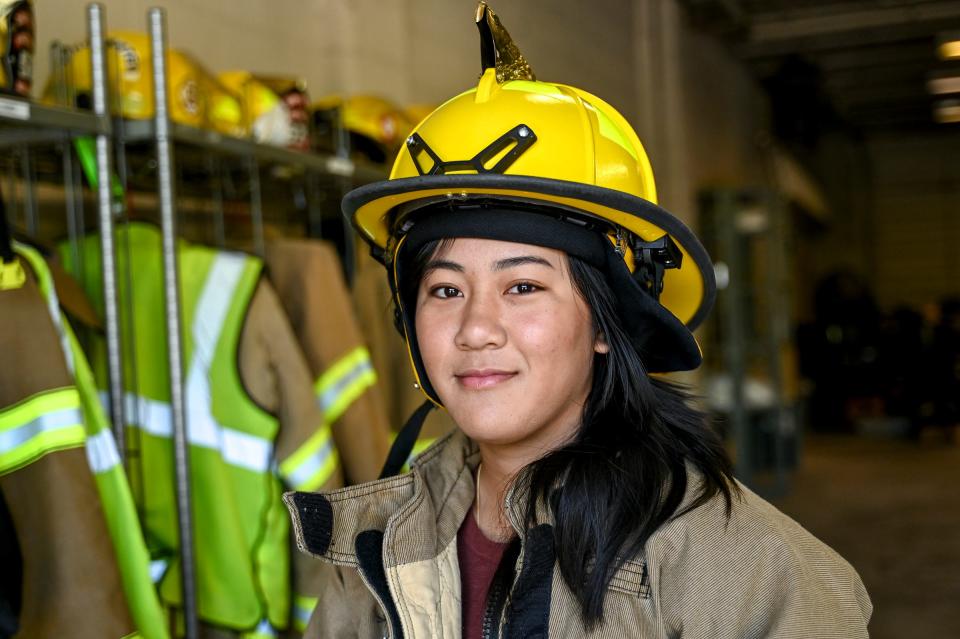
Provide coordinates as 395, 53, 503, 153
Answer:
20, 146, 37, 236
61, 139, 80, 271
205, 153, 226, 248
149, 8, 198, 639
88, 3, 127, 461
715, 189, 751, 480
247, 156, 264, 256
762, 189, 794, 496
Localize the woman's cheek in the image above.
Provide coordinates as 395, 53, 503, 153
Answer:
511, 311, 566, 357
418, 307, 461, 371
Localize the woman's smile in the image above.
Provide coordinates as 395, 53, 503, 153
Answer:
454, 368, 518, 390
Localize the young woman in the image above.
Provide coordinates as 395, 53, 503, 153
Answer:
284, 5, 871, 637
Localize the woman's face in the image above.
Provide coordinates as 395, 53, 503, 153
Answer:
415, 238, 606, 452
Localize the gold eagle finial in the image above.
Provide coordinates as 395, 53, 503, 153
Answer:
475, 2, 535, 83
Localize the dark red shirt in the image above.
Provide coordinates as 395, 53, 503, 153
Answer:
458, 504, 512, 639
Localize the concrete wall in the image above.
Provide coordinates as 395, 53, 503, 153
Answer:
866, 131, 960, 310
794, 127, 960, 314
35, 1, 636, 126
680, 28, 771, 192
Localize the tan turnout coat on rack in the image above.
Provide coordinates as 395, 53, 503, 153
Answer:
264, 238, 392, 485
0, 258, 135, 638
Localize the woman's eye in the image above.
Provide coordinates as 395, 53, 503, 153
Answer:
431, 286, 462, 299
508, 282, 539, 295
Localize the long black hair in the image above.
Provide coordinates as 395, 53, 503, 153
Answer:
400, 239, 737, 629
524, 256, 737, 628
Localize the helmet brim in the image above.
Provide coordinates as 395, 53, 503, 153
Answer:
345, 173, 716, 331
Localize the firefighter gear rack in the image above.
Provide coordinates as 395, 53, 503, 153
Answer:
0, 5, 385, 637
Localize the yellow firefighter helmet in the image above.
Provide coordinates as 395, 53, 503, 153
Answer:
344, 2, 716, 402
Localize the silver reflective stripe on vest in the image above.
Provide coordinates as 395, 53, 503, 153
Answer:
186, 254, 273, 473
242, 618, 278, 639
99, 391, 273, 473
0, 407, 83, 453
121, 392, 173, 438
85, 427, 122, 474
97, 253, 273, 474
45, 287, 76, 377
149, 559, 169, 583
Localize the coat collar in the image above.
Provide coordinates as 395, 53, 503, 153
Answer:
284, 428, 479, 568
283, 427, 653, 597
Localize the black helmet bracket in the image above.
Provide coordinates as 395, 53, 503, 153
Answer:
405, 123, 538, 177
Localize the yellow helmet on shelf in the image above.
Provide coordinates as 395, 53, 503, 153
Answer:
43, 31, 245, 137
344, 3, 715, 398
218, 71, 309, 149
311, 95, 416, 164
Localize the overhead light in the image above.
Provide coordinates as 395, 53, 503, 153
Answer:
933, 99, 960, 124
937, 32, 960, 60
927, 73, 960, 95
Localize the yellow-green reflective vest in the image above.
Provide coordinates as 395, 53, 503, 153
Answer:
62, 224, 290, 634
8, 242, 169, 639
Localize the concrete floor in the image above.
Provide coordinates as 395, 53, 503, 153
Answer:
770, 432, 960, 639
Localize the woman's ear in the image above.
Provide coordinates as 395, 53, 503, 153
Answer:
594, 331, 610, 354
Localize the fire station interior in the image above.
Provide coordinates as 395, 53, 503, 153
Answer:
1, 0, 958, 638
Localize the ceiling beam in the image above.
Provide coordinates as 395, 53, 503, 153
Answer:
813, 41, 934, 71
739, 26, 937, 58
737, 13, 960, 58
830, 84, 932, 103
823, 64, 928, 88
751, 58, 930, 84
748, 1, 960, 42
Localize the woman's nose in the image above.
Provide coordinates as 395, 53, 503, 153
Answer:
454, 292, 506, 350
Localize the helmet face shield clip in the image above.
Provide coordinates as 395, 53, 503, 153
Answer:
633, 234, 683, 301
406, 123, 537, 176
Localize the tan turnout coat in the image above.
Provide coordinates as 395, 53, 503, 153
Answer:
1, 255, 136, 637
286, 428, 872, 638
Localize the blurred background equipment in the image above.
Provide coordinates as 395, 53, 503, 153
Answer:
310, 94, 415, 164
699, 187, 801, 496
219, 71, 309, 149
0, 1, 34, 97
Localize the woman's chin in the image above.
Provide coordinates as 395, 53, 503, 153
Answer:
451, 411, 531, 447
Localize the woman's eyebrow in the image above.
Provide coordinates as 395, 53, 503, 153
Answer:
492, 255, 555, 271
424, 259, 465, 275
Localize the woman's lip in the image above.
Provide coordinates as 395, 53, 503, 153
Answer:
454, 370, 517, 390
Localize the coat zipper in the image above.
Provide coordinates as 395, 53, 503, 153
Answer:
481, 576, 506, 639
481, 539, 523, 639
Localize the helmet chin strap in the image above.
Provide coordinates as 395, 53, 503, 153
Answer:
379, 399, 436, 479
